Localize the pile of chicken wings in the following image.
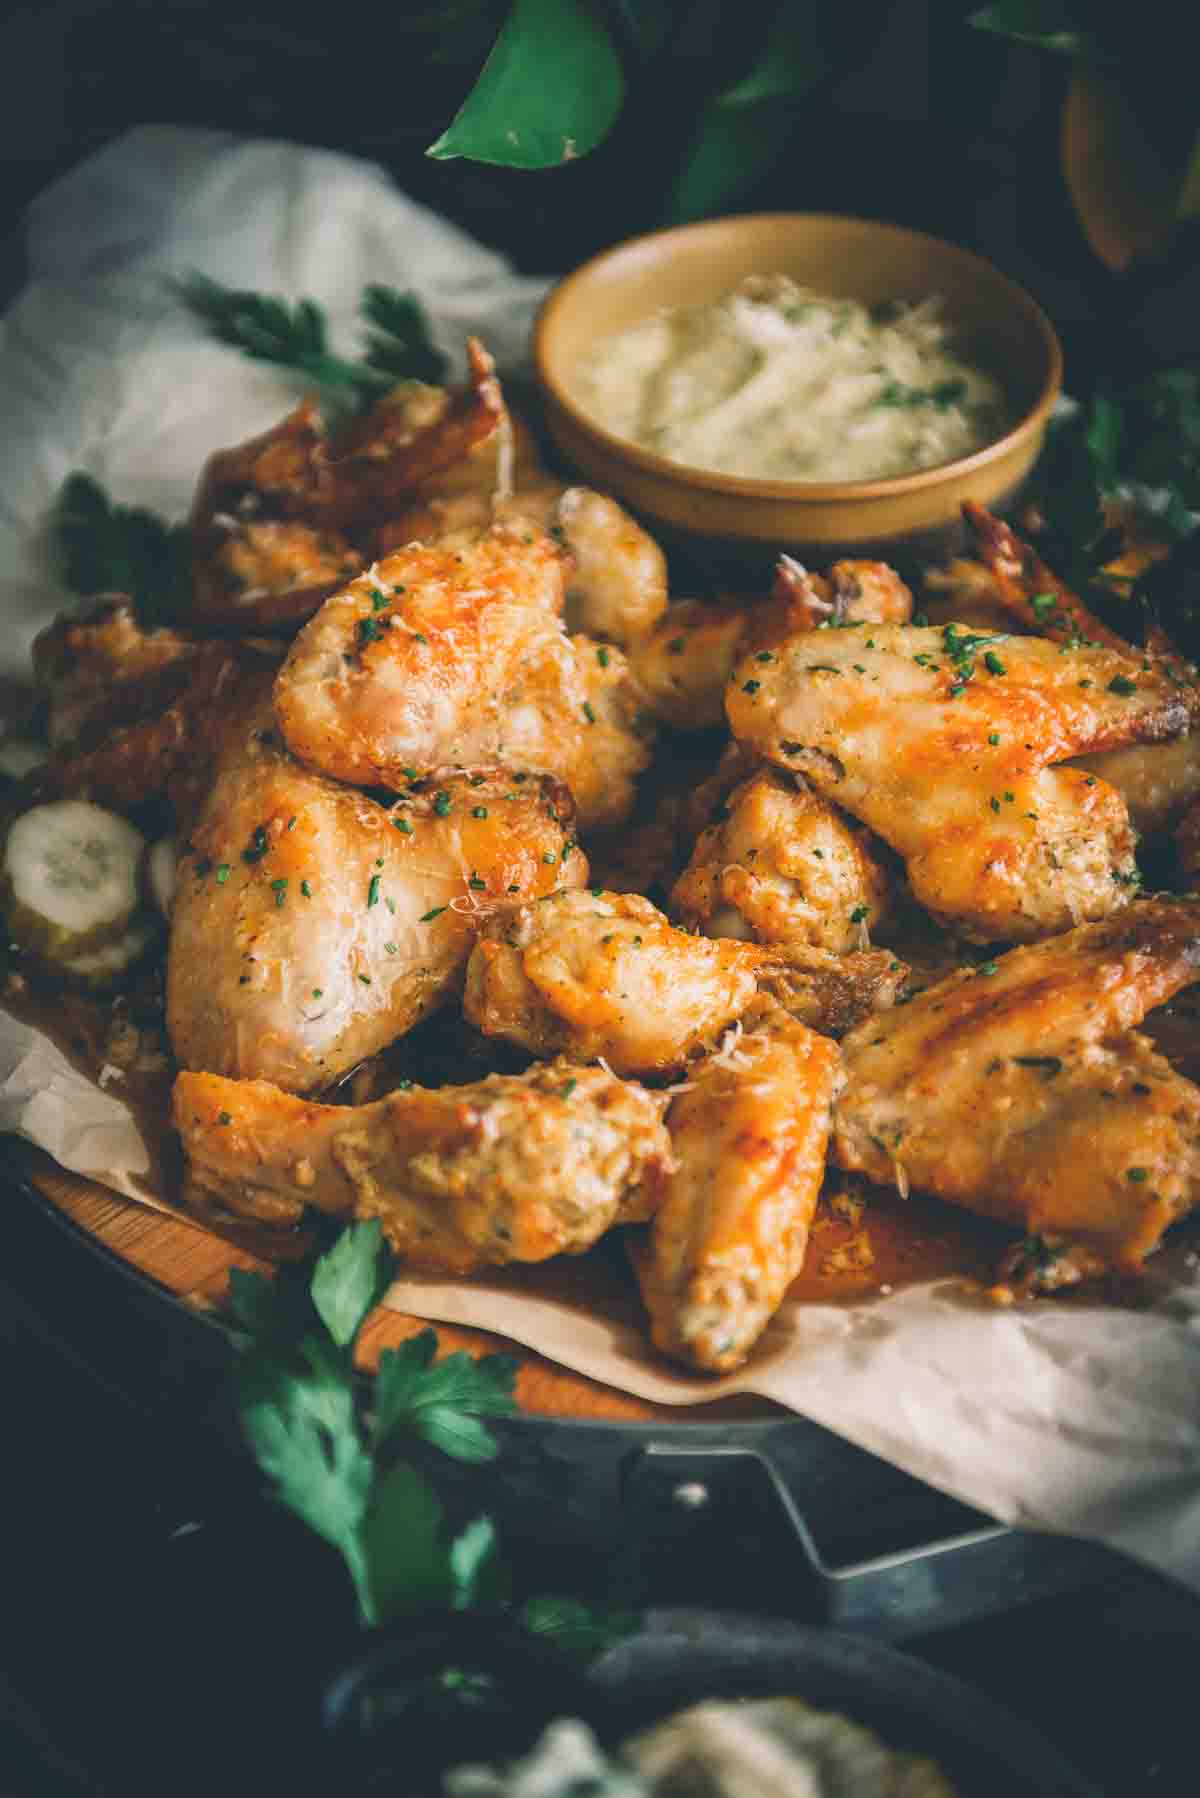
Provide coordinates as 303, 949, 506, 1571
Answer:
19, 343, 1200, 1373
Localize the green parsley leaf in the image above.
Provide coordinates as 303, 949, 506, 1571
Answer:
373, 1330, 518, 1464
310, 1218, 395, 1349
53, 473, 190, 627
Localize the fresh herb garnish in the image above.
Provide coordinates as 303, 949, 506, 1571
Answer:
52, 472, 190, 626
173, 276, 446, 402
226, 1220, 638, 1651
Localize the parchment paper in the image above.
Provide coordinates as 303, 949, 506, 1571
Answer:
3, 127, 1199, 1596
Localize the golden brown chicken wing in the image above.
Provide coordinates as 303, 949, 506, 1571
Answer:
727, 621, 1196, 942
629, 599, 751, 730
556, 487, 669, 646
832, 897, 1200, 1284
671, 763, 894, 953
274, 526, 650, 830
167, 705, 583, 1092
462, 887, 770, 1076
32, 598, 199, 752
632, 1012, 843, 1372
173, 1059, 672, 1269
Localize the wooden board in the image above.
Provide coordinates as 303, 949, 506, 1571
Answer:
20, 1149, 781, 1423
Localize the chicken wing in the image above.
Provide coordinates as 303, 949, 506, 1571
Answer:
191, 517, 364, 635
174, 1059, 671, 1268
671, 763, 894, 952
727, 621, 1196, 941
629, 599, 750, 729
167, 706, 583, 1091
632, 1013, 843, 1372
33, 598, 199, 752
274, 527, 651, 830
463, 888, 770, 1077
832, 898, 1200, 1284
23, 640, 277, 817
189, 338, 504, 538
555, 488, 669, 646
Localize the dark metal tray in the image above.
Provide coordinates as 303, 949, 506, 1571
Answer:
2, 1141, 1116, 1641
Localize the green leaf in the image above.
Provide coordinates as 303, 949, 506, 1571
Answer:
1083, 389, 1123, 487
427, 0, 625, 168
234, 1349, 373, 1576
660, 97, 800, 225
361, 286, 448, 385
359, 1461, 455, 1625
374, 1335, 518, 1463
173, 272, 391, 399
53, 473, 190, 627
1122, 369, 1200, 510
310, 1218, 395, 1349
968, 1, 1118, 62
449, 1514, 510, 1610
518, 1593, 641, 1667
716, 0, 840, 107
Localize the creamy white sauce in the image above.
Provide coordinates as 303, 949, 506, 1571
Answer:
572, 275, 1008, 483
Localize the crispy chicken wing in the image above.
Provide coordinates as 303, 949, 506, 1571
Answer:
671, 763, 894, 952
1073, 736, 1200, 837
556, 488, 669, 646
167, 707, 583, 1091
632, 1013, 843, 1372
23, 640, 277, 818
629, 600, 750, 729
174, 1059, 670, 1267
190, 339, 503, 539
32, 599, 199, 752
768, 555, 913, 634
463, 888, 770, 1076
191, 517, 364, 635
727, 622, 1196, 941
832, 898, 1200, 1283
274, 527, 650, 830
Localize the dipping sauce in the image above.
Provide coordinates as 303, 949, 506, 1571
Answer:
572, 275, 1008, 483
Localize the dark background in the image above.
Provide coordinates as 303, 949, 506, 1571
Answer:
2, 0, 1197, 376
1, 4, 1199, 1794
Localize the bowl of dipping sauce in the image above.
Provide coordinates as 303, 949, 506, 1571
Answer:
533, 213, 1062, 572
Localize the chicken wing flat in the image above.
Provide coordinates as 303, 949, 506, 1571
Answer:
463, 888, 770, 1076
173, 1060, 671, 1270
727, 621, 1196, 942
632, 1014, 844, 1372
832, 898, 1200, 1282
671, 763, 894, 953
167, 704, 583, 1091
275, 525, 651, 830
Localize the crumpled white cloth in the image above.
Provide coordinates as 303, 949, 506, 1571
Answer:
0, 123, 549, 693
2, 127, 1199, 1601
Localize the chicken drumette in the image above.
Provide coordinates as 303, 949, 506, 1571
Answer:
174, 1059, 671, 1265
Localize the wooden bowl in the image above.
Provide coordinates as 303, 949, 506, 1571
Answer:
533, 213, 1063, 576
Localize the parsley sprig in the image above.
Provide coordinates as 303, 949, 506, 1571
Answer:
52, 471, 190, 627
227, 1220, 638, 1654
174, 274, 447, 400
